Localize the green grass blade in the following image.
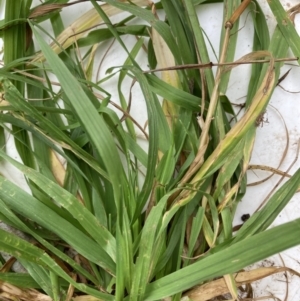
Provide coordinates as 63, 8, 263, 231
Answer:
186, 207, 204, 259
147, 74, 201, 111
3, 0, 35, 168
29, 21, 128, 208
18, 260, 54, 299
116, 208, 134, 300
0, 228, 114, 301
267, 0, 300, 65
0, 273, 40, 289
234, 168, 300, 241
0, 176, 116, 274
144, 216, 300, 300
0, 150, 117, 262
0, 197, 99, 284
183, 0, 215, 94
130, 196, 168, 301
118, 38, 144, 138
0, 78, 110, 181
219, 0, 240, 93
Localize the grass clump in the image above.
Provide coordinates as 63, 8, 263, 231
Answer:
0, 0, 300, 300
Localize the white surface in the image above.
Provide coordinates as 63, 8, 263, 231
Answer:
1, 0, 300, 300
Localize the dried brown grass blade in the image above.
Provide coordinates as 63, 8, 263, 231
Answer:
151, 4, 180, 128
29, 0, 150, 64
50, 149, 65, 187
0, 281, 52, 301
184, 267, 300, 301
29, 3, 73, 19
226, 0, 252, 28
29, 0, 100, 19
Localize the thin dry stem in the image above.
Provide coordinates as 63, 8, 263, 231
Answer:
143, 57, 297, 74
178, 27, 231, 186
248, 165, 292, 178
225, 0, 252, 28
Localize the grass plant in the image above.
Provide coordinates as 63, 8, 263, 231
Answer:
0, 0, 300, 300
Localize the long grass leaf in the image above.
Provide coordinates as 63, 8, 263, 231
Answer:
234, 168, 300, 241
0, 197, 98, 284
0, 149, 117, 262
130, 194, 169, 301
0, 273, 40, 289
0, 176, 116, 274
267, 0, 300, 65
0, 228, 114, 301
30, 22, 128, 206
